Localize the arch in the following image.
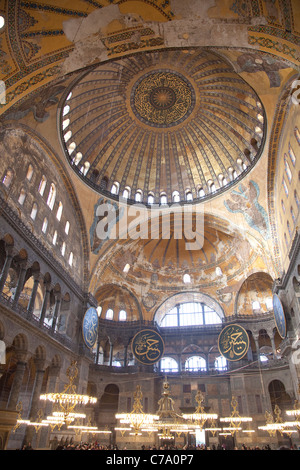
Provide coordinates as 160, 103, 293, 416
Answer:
235, 272, 274, 316
184, 355, 207, 372
154, 291, 224, 327
160, 356, 178, 373
94, 283, 142, 322
2, 169, 13, 188
268, 379, 293, 411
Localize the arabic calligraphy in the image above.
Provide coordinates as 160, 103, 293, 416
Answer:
82, 307, 98, 349
218, 324, 249, 361
132, 329, 164, 365
131, 71, 195, 128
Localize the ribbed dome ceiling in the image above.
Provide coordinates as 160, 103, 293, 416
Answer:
61, 48, 265, 205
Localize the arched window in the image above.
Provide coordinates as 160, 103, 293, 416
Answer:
62, 118, 70, 130
186, 190, 193, 201
160, 301, 222, 327
18, 188, 26, 205
106, 308, 114, 320
198, 188, 205, 198
68, 141, 76, 155
64, 130, 72, 142
119, 310, 127, 321
135, 189, 143, 202
72, 152, 82, 166
172, 191, 180, 202
47, 183, 56, 210
215, 356, 227, 371
30, 202, 38, 220
96, 306, 102, 317
38, 175, 47, 196
215, 267, 222, 277
281, 199, 285, 213
68, 252, 73, 266
111, 181, 119, 195
291, 206, 296, 223
265, 297, 273, 310
52, 230, 57, 245
260, 354, 268, 362
148, 193, 155, 204
2, 169, 13, 187
63, 105, 70, 116
183, 274, 191, 284
122, 187, 131, 199
289, 144, 296, 166
61, 242, 66, 256
80, 162, 90, 175
123, 263, 130, 273
160, 357, 178, 373
295, 190, 300, 210
252, 300, 261, 311
284, 232, 288, 248
284, 155, 292, 183
26, 164, 34, 181
65, 221, 70, 235
42, 217, 48, 233
56, 202, 63, 221
282, 177, 288, 196
160, 193, 167, 204
185, 356, 207, 372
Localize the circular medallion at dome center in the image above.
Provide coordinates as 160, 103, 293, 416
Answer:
131, 71, 195, 128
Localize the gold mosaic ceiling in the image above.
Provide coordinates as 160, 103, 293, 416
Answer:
61, 48, 266, 204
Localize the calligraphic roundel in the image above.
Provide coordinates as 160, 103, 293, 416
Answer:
218, 324, 249, 361
82, 307, 99, 349
132, 329, 165, 365
272, 294, 286, 339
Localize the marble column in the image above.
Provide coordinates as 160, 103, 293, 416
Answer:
12, 263, 27, 304
123, 344, 128, 367
0, 250, 13, 294
253, 334, 260, 362
39, 284, 51, 325
38, 365, 61, 449
6, 352, 27, 412
109, 341, 114, 366
23, 359, 45, 446
27, 273, 40, 316
51, 293, 61, 331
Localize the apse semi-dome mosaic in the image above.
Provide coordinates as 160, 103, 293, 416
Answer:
60, 48, 266, 205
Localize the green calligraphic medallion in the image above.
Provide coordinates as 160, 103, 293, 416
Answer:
218, 324, 249, 361
132, 329, 165, 365
272, 294, 286, 339
82, 307, 98, 349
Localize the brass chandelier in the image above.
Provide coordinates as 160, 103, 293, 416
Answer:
40, 361, 97, 424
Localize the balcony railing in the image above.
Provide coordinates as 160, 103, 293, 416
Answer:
0, 291, 75, 351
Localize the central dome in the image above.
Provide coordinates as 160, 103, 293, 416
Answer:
61, 48, 265, 205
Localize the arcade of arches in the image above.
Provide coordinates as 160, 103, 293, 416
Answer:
0, 0, 300, 451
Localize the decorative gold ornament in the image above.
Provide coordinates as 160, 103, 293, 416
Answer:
115, 385, 159, 435
183, 390, 218, 430
40, 361, 97, 424
220, 396, 252, 435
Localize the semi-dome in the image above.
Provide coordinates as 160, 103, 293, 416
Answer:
60, 47, 265, 205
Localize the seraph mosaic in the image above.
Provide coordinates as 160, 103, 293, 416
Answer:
224, 180, 270, 240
